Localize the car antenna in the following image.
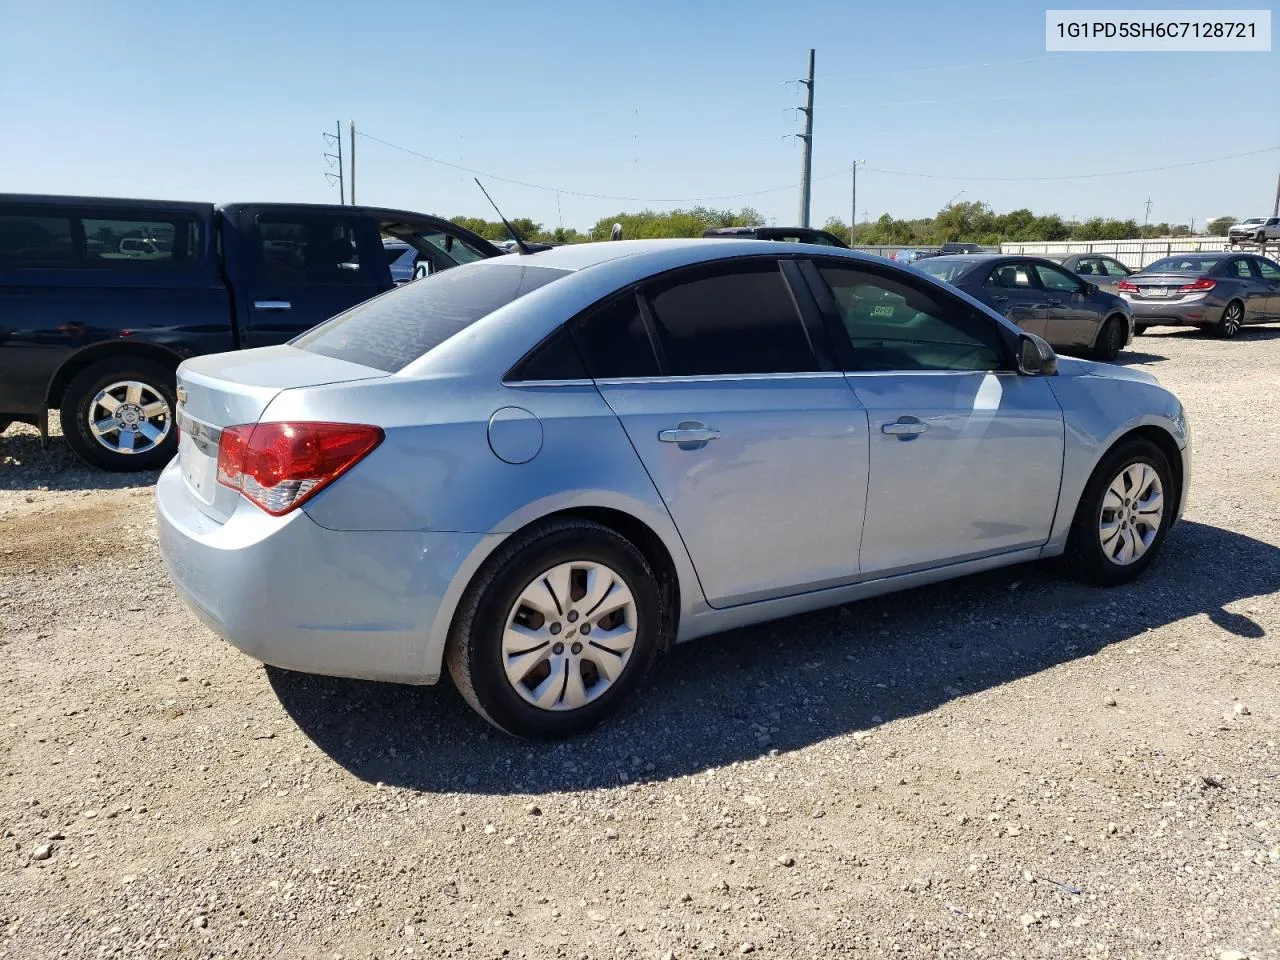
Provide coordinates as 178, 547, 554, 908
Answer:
474, 178, 534, 255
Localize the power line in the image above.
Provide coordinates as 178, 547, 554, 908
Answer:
817, 52, 1078, 81
824, 74, 1232, 111
357, 130, 843, 202
861, 146, 1279, 183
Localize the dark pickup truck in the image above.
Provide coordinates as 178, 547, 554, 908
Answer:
0, 194, 502, 470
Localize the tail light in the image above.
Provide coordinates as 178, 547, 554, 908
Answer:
1178, 277, 1215, 292
1116, 280, 1138, 292
216, 422, 383, 515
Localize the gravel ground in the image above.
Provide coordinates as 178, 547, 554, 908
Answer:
2, 329, 1278, 960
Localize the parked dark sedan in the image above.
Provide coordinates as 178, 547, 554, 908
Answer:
1047, 253, 1134, 295
1117, 252, 1280, 338
916, 254, 1133, 360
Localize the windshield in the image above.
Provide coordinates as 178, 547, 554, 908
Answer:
293, 261, 569, 372
916, 258, 975, 283
1143, 256, 1222, 275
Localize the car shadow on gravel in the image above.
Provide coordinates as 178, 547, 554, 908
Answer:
268, 519, 1279, 795
0, 426, 159, 491
1144, 326, 1280, 342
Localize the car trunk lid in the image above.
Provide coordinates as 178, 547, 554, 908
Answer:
175, 345, 387, 523
1124, 273, 1203, 300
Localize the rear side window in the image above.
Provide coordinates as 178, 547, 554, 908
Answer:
294, 261, 569, 372
643, 260, 816, 375
259, 216, 364, 284
816, 263, 1004, 372
987, 263, 1034, 289
0, 213, 74, 266
570, 293, 660, 379
82, 216, 200, 266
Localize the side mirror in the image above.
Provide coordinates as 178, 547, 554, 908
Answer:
1018, 333, 1057, 376
1082, 281, 1098, 295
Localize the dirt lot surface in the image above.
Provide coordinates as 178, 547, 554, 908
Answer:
2, 329, 1278, 960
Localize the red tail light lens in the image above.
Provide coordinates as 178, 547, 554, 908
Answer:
216, 422, 384, 515
1178, 277, 1215, 292
1116, 280, 1138, 292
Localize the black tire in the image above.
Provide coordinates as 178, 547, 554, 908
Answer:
446, 518, 664, 739
1092, 315, 1126, 361
1217, 300, 1244, 339
58, 357, 177, 471
1061, 438, 1174, 587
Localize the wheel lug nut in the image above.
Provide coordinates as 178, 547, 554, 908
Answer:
552, 642, 564, 655
549, 622, 562, 636
566, 610, 579, 623
580, 623, 591, 635
571, 642, 583, 655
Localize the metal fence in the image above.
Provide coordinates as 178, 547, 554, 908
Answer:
999, 238, 1235, 270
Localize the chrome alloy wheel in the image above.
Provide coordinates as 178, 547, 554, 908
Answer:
1098, 462, 1164, 566
502, 561, 638, 711
1221, 301, 1243, 337
87, 380, 172, 455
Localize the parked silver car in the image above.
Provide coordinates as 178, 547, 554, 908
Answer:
1227, 217, 1280, 247
1048, 253, 1134, 295
157, 240, 1190, 738
1119, 252, 1280, 337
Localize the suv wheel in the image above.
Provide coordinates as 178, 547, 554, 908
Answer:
59, 357, 177, 471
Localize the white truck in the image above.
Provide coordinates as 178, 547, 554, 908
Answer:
1228, 216, 1280, 247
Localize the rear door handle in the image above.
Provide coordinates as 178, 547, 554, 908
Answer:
658, 423, 721, 445
882, 417, 927, 439
989, 294, 1009, 302
1045, 297, 1062, 306
254, 300, 292, 311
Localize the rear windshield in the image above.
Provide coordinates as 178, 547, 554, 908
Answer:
293, 261, 569, 372
1143, 256, 1222, 274
915, 258, 975, 283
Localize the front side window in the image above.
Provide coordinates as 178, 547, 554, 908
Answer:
415, 229, 490, 267
1033, 263, 1083, 292
1255, 258, 1280, 281
816, 263, 1004, 373
0, 213, 74, 266
642, 260, 816, 376
259, 216, 363, 284
293, 261, 568, 372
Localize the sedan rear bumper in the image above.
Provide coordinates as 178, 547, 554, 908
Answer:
1124, 295, 1221, 327
155, 460, 495, 684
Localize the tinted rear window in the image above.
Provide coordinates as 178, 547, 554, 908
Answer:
916, 258, 976, 283
293, 261, 569, 372
1144, 256, 1223, 274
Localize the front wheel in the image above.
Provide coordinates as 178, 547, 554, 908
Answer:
59, 357, 177, 471
1061, 438, 1174, 586
1092, 316, 1127, 362
446, 518, 663, 739
1217, 300, 1244, 338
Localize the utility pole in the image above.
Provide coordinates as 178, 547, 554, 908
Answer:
349, 121, 357, 206
1143, 197, 1153, 226
323, 122, 344, 204
850, 159, 864, 246
1273, 171, 1280, 217
796, 49, 815, 227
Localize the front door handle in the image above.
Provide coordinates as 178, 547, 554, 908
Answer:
989, 294, 1009, 302
254, 300, 292, 311
882, 416, 927, 439
1045, 297, 1062, 306
658, 423, 721, 445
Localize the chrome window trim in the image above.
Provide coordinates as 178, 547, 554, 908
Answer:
591, 371, 850, 387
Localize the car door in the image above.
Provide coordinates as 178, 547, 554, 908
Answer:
1253, 257, 1280, 317
979, 260, 1047, 336
1033, 261, 1099, 350
802, 258, 1065, 576
239, 208, 390, 347
1222, 256, 1267, 321
574, 258, 871, 608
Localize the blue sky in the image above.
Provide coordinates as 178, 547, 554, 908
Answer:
1, 0, 1276, 231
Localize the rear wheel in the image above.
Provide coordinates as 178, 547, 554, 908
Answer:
1061, 438, 1173, 586
59, 357, 177, 471
1217, 300, 1244, 338
446, 518, 663, 739
1092, 316, 1126, 361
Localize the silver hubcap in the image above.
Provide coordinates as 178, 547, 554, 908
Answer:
502, 561, 638, 711
1224, 305, 1241, 334
1099, 462, 1164, 566
87, 380, 171, 455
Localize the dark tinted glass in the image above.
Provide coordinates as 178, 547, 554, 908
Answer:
571, 293, 659, 379
259, 216, 363, 284
507, 328, 588, 381
294, 261, 569, 372
1255, 258, 1280, 280
82, 216, 200, 266
644, 261, 815, 375
816, 263, 1003, 372
1146, 256, 1223, 274
0, 213, 74, 266
1033, 263, 1082, 292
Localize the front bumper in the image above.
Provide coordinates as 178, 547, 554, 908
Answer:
155, 460, 494, 684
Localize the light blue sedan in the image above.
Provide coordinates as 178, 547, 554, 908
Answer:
156, 239, 1191, 738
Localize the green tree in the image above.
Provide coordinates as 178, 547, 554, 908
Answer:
1207, 216, 1237, 236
